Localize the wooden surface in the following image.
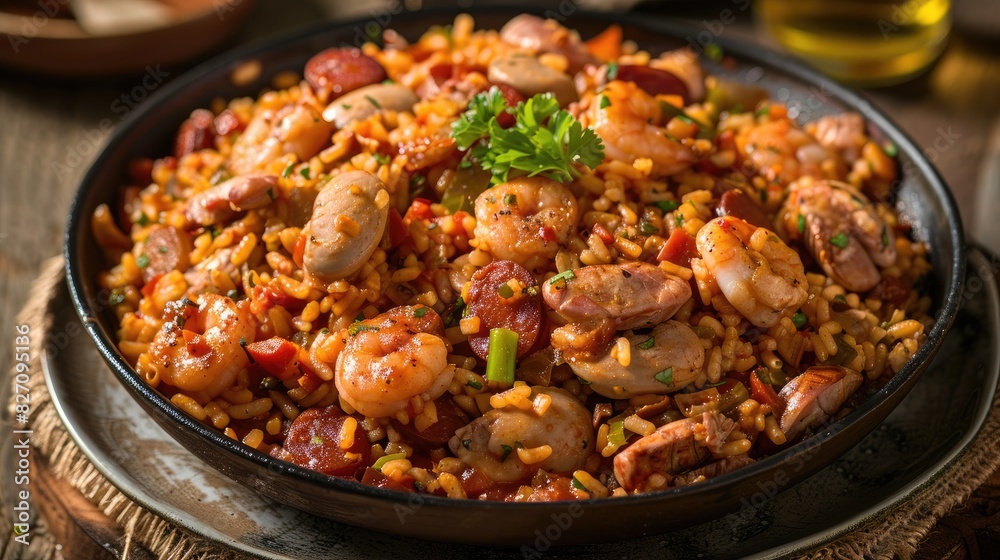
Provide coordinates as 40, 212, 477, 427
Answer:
1, 1, 998, 558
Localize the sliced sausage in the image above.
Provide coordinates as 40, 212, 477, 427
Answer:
464, 260, 543, 360
778, 365, 863, 439
305, 47, 388, 98
542, 262, 691, 330
174, 109, 215, 158
284, 405, 371, 477
302, 170, 389, 280
488, 53, 577, 107
391, 396, 470, 450
716, 188, 773, 230
139, 225, 192, 283
499, 14, 598, 73
615, 65, 689, 103
321, 83, 418, 129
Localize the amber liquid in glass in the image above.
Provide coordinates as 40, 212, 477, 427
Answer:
756, 0, 951, 86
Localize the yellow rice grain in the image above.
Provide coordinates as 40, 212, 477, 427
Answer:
231, 232, 258, 266
623, 415, 656, 437
204, 402, 230, 429
297, 383, 330, 408
242, 429, 264, 449
572, 470, 610, 497
228, 398, 273, 420
265, 412, 282, 436
339, 417, 358, 449
516, 445, 553, 465
171, 394, 207, 421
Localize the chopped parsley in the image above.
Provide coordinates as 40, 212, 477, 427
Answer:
499, 444, 513, 462
365, 94, 382, 109
348, 323, 380, 336
458, 159, 472, 169
107, 289, 125, 306
654, 367, 673, 385
881, 226, 889, 249
373, 153, 390, 165
548, 269, 576, 285
599, 95, 612, 109
136, 212, 151, 226
639, 222, 658, 235
300, 167, 311, 179
451, 87, 605, 185
341, 103, 352, 110
266, 187, 276, 201
466, 379, 483, 390
226, 289, 239, 299
135, 253, 150, 268
637, 337, 655, 350
883, 142, 898, 157
157, 245, 168, 254
756, 105, 770, 117
413, 306, 429, 318
797, 214, 806, 234
282, 163, 294, 179
503, 194, 517, 205
311, 435, 324, 445
652, 200, 679, 213
571, 476, 587, 491
675, 213, 685, 227
792, 311, 808, 330
606, 61, 619, 81
830, 232, 850, 248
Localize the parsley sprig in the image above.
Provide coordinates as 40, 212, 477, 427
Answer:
451, 87, 605, 185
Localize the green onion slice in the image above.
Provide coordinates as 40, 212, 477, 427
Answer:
485, 327, 519, 386
372, 452, 407, 471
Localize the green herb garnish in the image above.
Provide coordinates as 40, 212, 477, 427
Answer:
413, 307, 429, 318
499, 444, 513, 462
372, 453, 406, 471
548, 269, 576, 285
792, 311, 808, 330
373, 153, 390, 165
637, 337, 655, 350
365, 95, 382, 109
300, 168, 311, 179
797, 214, 806, 234
654, 367, 673, 385
830, 232, 849, 248
466, 379, 483, 390
606, 61, 619, 80
652, 200, 680, 213
282, 163, 294, 179
705, 43, 724, 62
136, 253, 150, 268
497, 283, 514, 298
451, 88, 605, 185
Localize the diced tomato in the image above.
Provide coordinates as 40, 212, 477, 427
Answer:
585, 24, 623, 60
250, 284, 301, 312
141, 273, 163, 297
403, 198, 434, 224
435, 211, 471, 238
459, 467, 497, 498
292, 234, 306, 268
592, 223, 614, 245
750, 368, 784, 415
492, 83, 526, 128
656, 228, 700, 267
297, 368, 325, 393
245, 337, 301, 380
387, 207, 410, 249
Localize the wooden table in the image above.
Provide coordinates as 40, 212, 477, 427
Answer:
2, 1, 998, 557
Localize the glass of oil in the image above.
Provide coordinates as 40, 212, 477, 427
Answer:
755, 0, 952, 86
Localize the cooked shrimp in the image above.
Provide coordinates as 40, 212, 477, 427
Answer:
334, 305, 454, 418
498, 14, 597, 73
185, 173, 278, 226
696, 215, 808, 328
144, 293, 255, 397
735, 116, 840, 185
473, 176, 578, 271
229, 96, 333, 175
781, 178, 896, 292
590, 80, 695, 176
449, 387, 594, 483
567, 320, 704, 398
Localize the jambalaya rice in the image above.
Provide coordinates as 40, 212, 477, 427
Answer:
94, 13, 933, 499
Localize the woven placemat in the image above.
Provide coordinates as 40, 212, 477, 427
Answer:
9, 256, 1000, 560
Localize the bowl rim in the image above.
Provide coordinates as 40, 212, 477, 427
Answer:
65, 5, 967, 514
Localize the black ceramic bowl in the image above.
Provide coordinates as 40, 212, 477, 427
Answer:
65, 6, 966, 547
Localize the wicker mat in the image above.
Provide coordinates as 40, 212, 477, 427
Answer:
9, 256, 1000, 560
